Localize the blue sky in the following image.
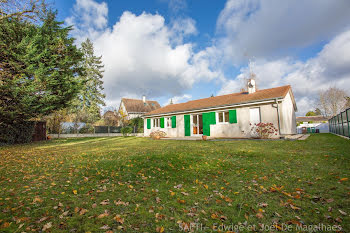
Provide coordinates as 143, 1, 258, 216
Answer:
53, 0, 350, 115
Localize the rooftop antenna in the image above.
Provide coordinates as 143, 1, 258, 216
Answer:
248, 58, 256, 80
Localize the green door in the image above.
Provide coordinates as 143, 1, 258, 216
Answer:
184, 115, 191, 136
202, 112, 216, 136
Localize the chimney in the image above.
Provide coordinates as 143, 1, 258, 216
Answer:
248, 79, 256, 94
142, 95, 146, 103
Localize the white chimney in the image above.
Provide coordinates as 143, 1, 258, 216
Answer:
248, 79, 256, 94
142, 95, 146, 103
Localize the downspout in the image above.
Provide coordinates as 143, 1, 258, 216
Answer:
275, 98, 281, 136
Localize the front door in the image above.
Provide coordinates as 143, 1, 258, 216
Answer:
192, 114, 203, 135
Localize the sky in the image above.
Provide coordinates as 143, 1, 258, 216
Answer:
53, 0, 350, 116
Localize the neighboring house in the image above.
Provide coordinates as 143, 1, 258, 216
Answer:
296, 115, 329, 133
144, 80, 297, 138
118, 96, 161, 126
103, 110, 119, 126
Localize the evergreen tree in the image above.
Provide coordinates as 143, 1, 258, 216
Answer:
0, 11, 83, 143
70, 38, 105, 125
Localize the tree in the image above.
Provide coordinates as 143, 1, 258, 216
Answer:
130, 117, 144, 133
318, 87, 348, 117
118, 109, 129, 127
69, 38, 105, 126
305, 111, 316, 116
0, 0, 46, 21
45, 109, 68, 135
0, 11, 83, 143
314, 108, 322, 115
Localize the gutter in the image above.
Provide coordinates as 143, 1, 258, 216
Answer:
274, 98, 282, 135
145, 97, 284, 118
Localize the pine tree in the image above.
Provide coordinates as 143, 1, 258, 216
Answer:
0, 11, 83, 143
70, 38, 105, 125
0, 12, 83, 124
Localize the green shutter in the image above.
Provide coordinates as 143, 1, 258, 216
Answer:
184, 115, 191, 136
147, 119, 151, 129
202, 112, 216, 136
202, 113, 209, 136
210, 112, 216, 124
171, 116, 176, 128
160, 117, 164, 128
229, 110, 237, 123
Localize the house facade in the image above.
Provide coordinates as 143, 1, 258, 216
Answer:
144, 83, 297, 138
118, 96, 161, 126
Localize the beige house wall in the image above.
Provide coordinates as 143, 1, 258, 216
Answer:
144, 99, 297, 138
279, 92, 297, 135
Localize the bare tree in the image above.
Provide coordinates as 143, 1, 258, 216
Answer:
318, 87, 348, 117
0, 0, 46, 21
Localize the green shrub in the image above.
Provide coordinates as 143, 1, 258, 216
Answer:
79, 124, 94, 134
121, 127, 132, 136
0, 121, 35, 145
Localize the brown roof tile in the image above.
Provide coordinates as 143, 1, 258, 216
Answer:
122, 98, 161, 113
146, 85, 292, 116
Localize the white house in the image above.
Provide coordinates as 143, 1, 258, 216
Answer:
117, 96, 161, 126
144, 81, 297, 138
296, 116, 329, 133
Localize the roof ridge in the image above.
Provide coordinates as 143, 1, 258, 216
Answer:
146, 85, 293, 116
171, 85, 291, 105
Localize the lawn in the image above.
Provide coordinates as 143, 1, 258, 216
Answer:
0, 134, 349, 232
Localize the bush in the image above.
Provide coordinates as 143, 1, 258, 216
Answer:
79, 124, 94, 134
149, 130, 166, 140
121, 127, 133, 136
0, 121, 35, 145
249, 122, 278, 139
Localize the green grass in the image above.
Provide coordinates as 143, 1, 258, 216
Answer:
0, 134, 349, 232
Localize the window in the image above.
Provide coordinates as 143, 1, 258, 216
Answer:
153, 118, 160, 127
249, 108, 260, 124
165, 117, 171, 128
217, 111, 229, 123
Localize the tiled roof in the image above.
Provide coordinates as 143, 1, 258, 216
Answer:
146, 85, 292, 116
122, 98, 161, 113
296, 116, 328, 122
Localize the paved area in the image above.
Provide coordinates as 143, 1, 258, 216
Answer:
160, 134, 312, 141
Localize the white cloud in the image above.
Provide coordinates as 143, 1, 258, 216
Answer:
65, 0, 108, 44
164, 94, 192, 105
217, 0, 350, 64
66, 1, 223, 108
218, 29, 350, 115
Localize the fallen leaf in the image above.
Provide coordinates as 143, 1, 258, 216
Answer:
156, 226, 164, 233
258, 203, 268, 207
42, 222, 52, 232
339, 210, 347, 216
79, 208, 88, 215
339, 178, 348, 182
98, 210, 109, 218
100, 200, 109, 205
181, 192, 189, 196
256, 212, 264, 219
100, 225, 110, 230
114, 215, 124, 224
290, 204, 301, 210
73, 190, 77, 195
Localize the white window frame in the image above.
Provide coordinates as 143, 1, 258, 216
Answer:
249, 107, 261, 124
165, 117, 171, 128
216, 111, 229, 124
153, 118, 160, 128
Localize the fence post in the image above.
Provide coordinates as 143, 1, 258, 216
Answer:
347, 109, 350, 138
